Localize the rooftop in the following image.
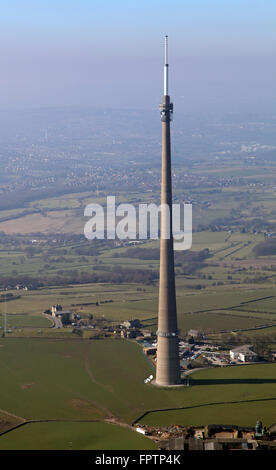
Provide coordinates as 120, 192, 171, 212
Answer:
230, 345, 257, 355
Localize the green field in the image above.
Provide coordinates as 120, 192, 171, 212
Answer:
2, 283, 276, 337
1, 338, 276, 436
1, 191, 276, 338
140, 400, 276, 428
140, 364, 276, 427
0, 314, 51, 328
0, 338, 171, 422
0, 422, 157, 450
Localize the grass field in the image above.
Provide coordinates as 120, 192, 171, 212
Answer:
0, 421, 157, 450
2, 283, 276, 336
140, 400, 276, 428
140, 364, 276, 427
0, 314, 51, 328
1, 338, 276, 435
0, 338, 167, 422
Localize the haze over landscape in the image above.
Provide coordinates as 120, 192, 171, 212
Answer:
1, 0, 276, 112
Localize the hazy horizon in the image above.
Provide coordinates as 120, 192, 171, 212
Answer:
1, 0, 276, 113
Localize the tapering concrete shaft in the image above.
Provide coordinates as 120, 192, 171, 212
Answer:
156, 95, 181, 386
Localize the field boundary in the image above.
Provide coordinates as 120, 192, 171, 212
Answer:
0, 417, 137, 439
132, 396, 276, 426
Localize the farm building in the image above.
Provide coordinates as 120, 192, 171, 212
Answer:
51, 307, 75, 324
206, 424, 255, 440
188, 329, 200, 338
121, 329, 141, 339
140, 329, 153, 338
121, 319, 141, 329
51, 304, 63, 316
230, 345, 258, 362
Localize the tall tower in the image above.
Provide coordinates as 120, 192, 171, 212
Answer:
2, 295, 7, 338
155, 36, 181, 386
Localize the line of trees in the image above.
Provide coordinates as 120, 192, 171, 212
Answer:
0, 266, 158, 290
113, 247, 210, 263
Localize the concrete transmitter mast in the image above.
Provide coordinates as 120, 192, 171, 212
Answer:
155, 36, 181, 386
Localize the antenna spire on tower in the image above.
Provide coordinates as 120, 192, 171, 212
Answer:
164, 35, 169, 96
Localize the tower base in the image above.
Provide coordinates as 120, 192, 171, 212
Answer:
151, 379, 187, 388
155, 335, 181, 386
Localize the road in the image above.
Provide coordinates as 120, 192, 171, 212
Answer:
45, 314, 63, 329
